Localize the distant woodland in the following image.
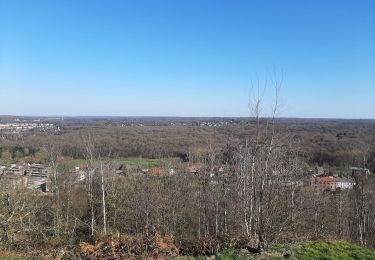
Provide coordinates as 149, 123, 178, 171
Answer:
1, 118, 374, 171
0, 117, 375, 258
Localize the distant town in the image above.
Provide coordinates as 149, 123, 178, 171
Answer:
1, 156, 372, 194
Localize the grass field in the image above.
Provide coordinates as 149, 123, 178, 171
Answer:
262, 241, 375, 260
57, 157, 161, 172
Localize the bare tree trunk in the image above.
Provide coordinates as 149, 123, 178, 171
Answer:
84, 135, 96, 236
215, 199, 219, 237
47, 140, 60, 236
337, 191, 342, 238
101, 162, 107, 235
90, 169, 95, 236
198, 190, 201, 239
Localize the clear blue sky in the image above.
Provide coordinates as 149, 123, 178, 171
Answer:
0, 0, 374, 118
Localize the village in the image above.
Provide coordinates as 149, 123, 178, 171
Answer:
0, 122, 57, 133
0, 162, 49, 192
0, 158, 371, 194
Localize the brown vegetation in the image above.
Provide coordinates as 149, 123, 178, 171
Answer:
1, 116, 375, 257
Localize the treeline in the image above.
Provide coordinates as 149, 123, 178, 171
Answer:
0, 146, 40, 160
1, 118, 374, 257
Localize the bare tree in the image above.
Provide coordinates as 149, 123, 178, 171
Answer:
83, 134, 96, 236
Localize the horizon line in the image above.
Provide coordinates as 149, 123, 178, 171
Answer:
0, 115, 374, 121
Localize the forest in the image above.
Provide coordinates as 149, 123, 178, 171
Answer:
0, 115, 375, 259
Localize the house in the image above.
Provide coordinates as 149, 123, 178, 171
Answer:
28, 164, 49, 177
76, 170, 86, 182
311, 175, 355, 190
7, 164, 25, 175
0, 175, 47, 192
0, 162, 50, 192
351, 167, 371, 176
335, 178, 356, 189
168, 168, 175, 175
316, 166, 325, 175
150, 166, 164, 176
187, 163, 204, 174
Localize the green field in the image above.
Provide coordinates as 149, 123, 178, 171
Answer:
57, 157, 160, 172
262, 241, 375, 260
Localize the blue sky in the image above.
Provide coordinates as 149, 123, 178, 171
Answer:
0, 0, 374, 118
